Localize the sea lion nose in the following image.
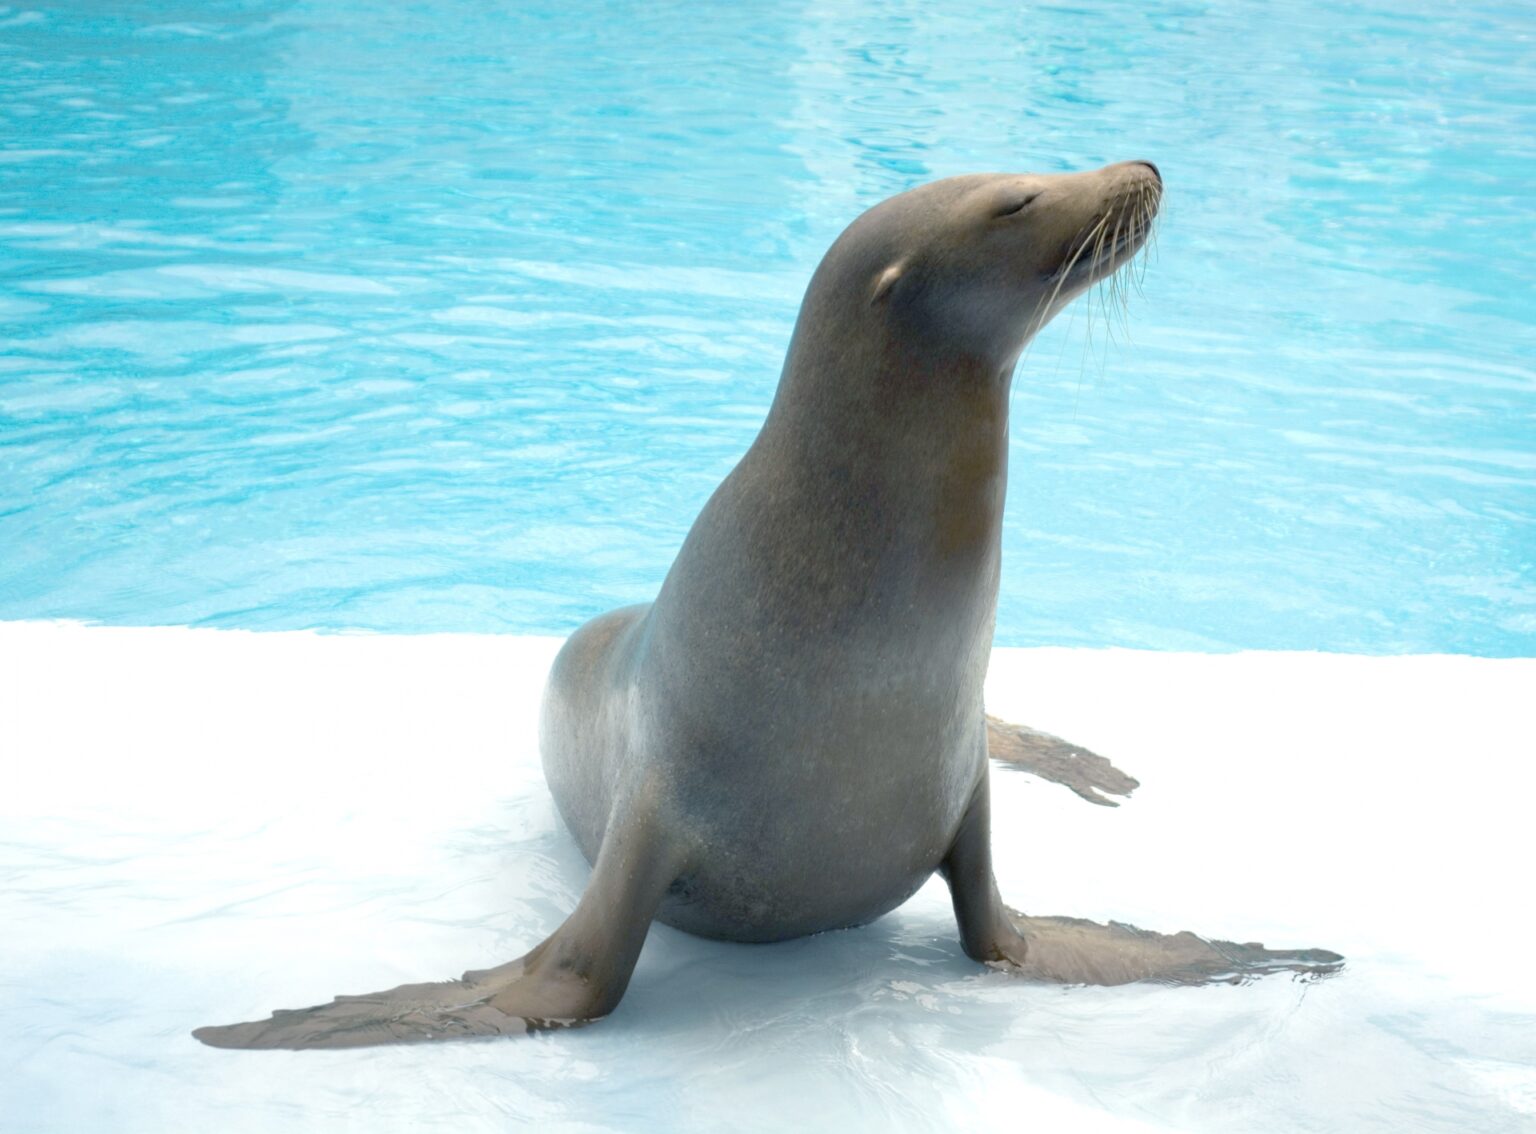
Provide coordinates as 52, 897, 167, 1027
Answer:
1134, 160, 1161, 183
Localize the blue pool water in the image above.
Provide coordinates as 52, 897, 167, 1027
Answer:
1, 0, 1533, 653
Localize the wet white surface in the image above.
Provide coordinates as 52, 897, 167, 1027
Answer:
2, 623, 1533, 1132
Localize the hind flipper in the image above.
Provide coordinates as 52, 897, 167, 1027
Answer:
940, 773, 1341, 987
194, 787, 684, 1050
985, 714, 1139, 806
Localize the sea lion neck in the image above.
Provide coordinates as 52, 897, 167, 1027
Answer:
755, 287, 1015, 485
735, 309, 1013, 585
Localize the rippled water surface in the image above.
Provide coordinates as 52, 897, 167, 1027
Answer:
1, 0, 1531, 651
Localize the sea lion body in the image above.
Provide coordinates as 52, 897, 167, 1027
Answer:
195, 162, 1342, 1051
544, 581, 987, 943
542, 169, 1113, 941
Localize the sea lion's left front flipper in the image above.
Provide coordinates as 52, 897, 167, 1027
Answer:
995, 912, 1344, 986
193, 788, 684, 1050
940, 772, 1342, 986
985, 714, 1139, 806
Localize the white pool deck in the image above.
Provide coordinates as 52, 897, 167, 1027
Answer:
3, 622, 1533, 1132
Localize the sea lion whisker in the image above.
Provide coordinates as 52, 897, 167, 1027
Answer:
1043, 212, 1112, 328
1085, 214, 1117, 353
1144, 184, 1163, 269
1067, 212, 1113, 278
1102, 208, 1129, 345
1025, 210, 1106, 340
1130, 187, 1152, 295
1093, 215, 1118, 348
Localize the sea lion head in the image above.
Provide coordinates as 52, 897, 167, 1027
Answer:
806, 161, 1163, 374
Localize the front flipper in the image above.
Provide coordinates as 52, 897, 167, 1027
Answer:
998, 912, 1343, 986
940, 773, 1341, 988
192, 973, 538, 1049
985, 714, 1139, 806
194, 790, 684, 1050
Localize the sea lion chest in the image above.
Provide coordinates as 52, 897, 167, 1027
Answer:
634, 450, 1000, 941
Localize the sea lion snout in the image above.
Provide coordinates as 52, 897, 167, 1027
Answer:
1039, 163, 1162, 297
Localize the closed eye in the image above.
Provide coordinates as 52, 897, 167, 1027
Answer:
994, 193, 1040, 219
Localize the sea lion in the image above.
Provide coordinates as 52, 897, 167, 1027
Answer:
195, 161, 1340, 1050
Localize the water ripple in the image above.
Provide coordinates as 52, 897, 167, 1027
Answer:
0, 0, 1531, 654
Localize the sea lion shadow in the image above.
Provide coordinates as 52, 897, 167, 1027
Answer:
625, 913, 981, 1037
474, 812, 1340, 1039
622, 908, 1343, 1039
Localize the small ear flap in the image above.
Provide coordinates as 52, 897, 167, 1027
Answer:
871, 260, 906, 304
